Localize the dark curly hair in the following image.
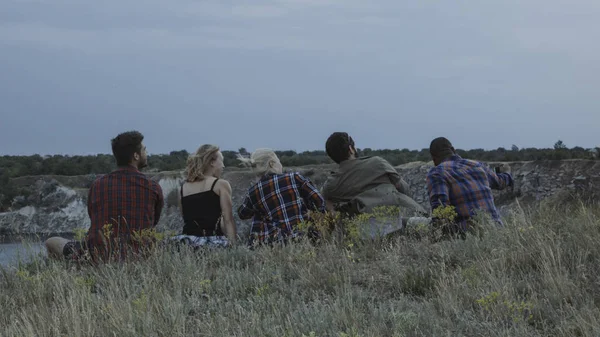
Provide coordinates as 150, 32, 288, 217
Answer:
429, 137, 454, 158
111, 131, 144, 167
325, 132, 355, 164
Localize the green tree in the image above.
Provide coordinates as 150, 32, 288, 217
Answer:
554, 140, 567, 150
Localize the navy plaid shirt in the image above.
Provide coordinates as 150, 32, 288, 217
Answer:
86, 166, 164, 257
426, 155, 513, 228
238, 172, 325, 243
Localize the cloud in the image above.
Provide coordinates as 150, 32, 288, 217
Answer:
0, 0, 363, 52
0, 22, 332, 52
231, 5, 288, 18
1, 0, 600, 155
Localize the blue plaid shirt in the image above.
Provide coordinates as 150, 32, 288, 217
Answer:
426, 155, 513, 228
238, 172, 325, 243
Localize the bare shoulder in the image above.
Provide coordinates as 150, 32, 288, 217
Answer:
215, 178, 232, 194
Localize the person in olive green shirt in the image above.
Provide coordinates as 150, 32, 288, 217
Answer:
322, 132, 426, 217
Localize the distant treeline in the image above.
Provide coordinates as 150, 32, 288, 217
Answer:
0, 141, 598, 211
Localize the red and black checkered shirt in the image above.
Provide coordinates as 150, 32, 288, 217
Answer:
86, 166, 164, 258
238, 172, 325, 243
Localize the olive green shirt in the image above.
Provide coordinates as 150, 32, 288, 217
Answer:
322, 156, 426, 216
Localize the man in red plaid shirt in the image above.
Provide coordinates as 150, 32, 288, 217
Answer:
45, 131, 164, 262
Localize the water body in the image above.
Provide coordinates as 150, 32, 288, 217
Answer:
0, 242, 45, 267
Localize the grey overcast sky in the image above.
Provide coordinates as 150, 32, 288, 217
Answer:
1, 0, 599, 155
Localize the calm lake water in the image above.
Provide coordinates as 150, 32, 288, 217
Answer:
0, 242, 45, 267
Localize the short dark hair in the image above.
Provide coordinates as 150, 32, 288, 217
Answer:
326, 132, 355, 164
111, 131, 144, 166
429, 137, 454, 158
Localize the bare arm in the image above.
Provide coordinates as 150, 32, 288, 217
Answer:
178, 184, 183, 217
216, 180, 237, 244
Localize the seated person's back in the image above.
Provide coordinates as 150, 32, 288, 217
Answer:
45, 131, 164, 263
237, 149, 326, 245
323, 132, 425, 216
324, 155, 407, 203
87, 167, 163, 246
86, 132, 164, 260
176, 145, 237, 246
426, 137, 513, 229
180, 177, 223, 236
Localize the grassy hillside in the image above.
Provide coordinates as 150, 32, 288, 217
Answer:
1, 202, 599, 336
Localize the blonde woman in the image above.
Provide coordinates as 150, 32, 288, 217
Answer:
172, 145, 236, 247
237, 148, 326, 246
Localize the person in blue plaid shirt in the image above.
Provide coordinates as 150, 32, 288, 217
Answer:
237, 148, 326, 246
427, 137, 513, 237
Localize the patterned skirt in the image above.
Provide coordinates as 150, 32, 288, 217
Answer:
170, 234, 230, 248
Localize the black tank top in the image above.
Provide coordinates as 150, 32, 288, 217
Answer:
181, 179, 224, 237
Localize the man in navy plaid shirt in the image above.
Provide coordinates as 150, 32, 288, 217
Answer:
426, 137, 513, 235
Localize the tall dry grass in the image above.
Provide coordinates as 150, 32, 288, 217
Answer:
1, 201, 600, 336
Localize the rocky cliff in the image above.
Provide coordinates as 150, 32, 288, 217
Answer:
0, 160, 598, 236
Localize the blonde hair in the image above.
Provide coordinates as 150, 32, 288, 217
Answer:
186, 144, 220, 182
237, 148, 280, 176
